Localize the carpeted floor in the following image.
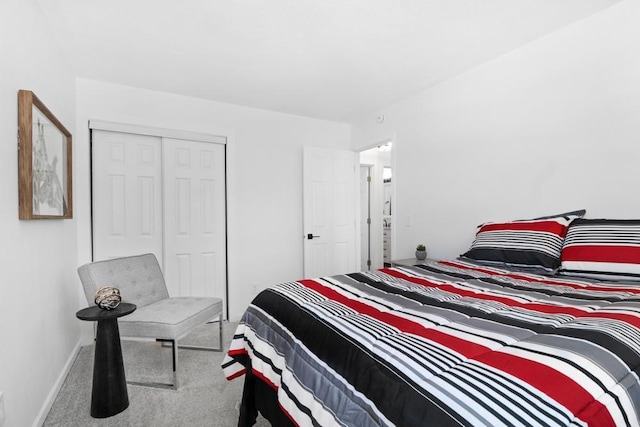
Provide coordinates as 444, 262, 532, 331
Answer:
44, 321, 270, 426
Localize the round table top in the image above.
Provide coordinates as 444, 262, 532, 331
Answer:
76, 302, 137, 321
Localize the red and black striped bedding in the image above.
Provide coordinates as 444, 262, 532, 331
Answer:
222, 259, 640, 426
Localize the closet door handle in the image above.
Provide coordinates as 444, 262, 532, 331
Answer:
307, 234, 321, 240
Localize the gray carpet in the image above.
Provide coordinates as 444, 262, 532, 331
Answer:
44, 321, 270, 426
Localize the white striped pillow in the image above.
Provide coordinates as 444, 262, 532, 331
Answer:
462, 210, 585, 272
560, 219, 640, 280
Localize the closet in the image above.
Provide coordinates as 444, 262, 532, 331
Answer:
90, 123, 227, 310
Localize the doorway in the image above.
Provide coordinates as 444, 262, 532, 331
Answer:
359, 142, 392, 270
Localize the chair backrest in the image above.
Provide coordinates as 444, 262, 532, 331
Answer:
78, 253, 170, 308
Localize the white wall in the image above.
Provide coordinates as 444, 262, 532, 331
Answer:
0, 1, 80, 426
75, 79, 351, 322
352, 0, 640, 261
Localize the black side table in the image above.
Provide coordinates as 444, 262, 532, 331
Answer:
76, 302, 136, 418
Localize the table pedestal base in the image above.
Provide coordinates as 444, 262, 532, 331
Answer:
91, 318, 129, 418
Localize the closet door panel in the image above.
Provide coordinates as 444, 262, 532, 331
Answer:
163, 138, 226, 300
92, 130, 163, 263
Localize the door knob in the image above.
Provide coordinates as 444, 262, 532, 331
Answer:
307, 234, 320, 240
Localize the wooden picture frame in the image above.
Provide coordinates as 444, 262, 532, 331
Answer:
18, 90, 73, 219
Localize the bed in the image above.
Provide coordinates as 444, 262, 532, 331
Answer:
222, 213, 640, 427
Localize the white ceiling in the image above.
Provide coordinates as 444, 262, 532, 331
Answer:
38, 0, 620, 122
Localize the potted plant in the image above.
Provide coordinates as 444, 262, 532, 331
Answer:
415, 244, 427, 260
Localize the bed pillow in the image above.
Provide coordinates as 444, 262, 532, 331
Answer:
559, 218, 640, 280
461, 210, 585, 272
532, 209, 588, 221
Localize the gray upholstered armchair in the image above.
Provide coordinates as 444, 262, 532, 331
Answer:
77, 253, 223, 389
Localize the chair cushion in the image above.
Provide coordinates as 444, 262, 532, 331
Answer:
118, 297, 223, 340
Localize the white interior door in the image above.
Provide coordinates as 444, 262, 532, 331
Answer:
303, 146, 357, 277
163, 138, 227, 299
92, 130, 163, 263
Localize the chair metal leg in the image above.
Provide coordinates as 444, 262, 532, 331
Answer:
181, 317, 223, 352
127, 339, 179, 390
127, 317, 223, 390
171, 338, 179, 390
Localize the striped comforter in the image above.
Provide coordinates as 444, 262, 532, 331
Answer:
222, 260, 640, 427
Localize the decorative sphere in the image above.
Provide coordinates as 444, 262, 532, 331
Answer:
94, 286, 122, 310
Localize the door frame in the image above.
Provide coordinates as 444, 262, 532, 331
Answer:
359, 164, 373, 271
88, 120, 230, 318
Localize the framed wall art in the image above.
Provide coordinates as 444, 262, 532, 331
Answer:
18, 90, 73, 219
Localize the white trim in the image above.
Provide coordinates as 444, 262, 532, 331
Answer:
88, 120, 227, 145
33, 340, 82, 427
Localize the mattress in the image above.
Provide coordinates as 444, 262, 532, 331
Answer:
222, 259, 640, 427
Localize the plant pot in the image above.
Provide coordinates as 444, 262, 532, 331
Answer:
415, 250, 427, 260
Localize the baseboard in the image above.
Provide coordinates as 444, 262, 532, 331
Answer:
32, 339, 82, 427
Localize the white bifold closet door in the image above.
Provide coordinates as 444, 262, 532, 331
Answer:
92, 129, 227, 303
162, 137, 226, 299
